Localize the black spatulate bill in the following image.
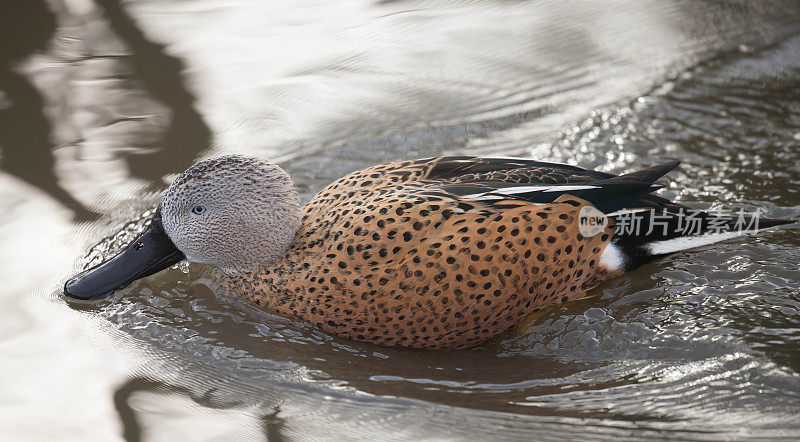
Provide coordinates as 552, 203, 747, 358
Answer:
64, 213, 185, 300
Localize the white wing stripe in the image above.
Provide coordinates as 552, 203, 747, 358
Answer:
461, 184, 599, 200
461, 193, 503, 200
491, 184, 599, 194
493, 186, 553, 194
543, 185, 600, 192
606, 208, 651, 217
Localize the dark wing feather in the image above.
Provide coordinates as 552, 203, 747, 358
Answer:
428, 156, 615, 183
443, 180, 662, 213
428, 157, 679, 214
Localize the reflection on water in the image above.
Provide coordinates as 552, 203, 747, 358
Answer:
92, 0, 211, 186
0, 0, 98, 220
2, 0, 800, 440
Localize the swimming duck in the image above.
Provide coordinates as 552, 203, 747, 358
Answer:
65, 155, 793, 348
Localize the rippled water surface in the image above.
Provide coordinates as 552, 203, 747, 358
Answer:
2, 0, 800, 440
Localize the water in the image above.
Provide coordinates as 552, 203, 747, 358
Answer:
2, 0, 800, 440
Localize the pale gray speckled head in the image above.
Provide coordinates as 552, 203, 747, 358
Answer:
160, 155, 302, 274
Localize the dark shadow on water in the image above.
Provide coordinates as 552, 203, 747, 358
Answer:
262, 407, 290, 442
0, 0, 211, 222
93, 0, 212, 187
113, 376, 289, 442
0, 0, 100, 221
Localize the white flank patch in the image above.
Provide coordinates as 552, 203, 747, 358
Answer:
646, 231, 741, 255
598, 243, 624, 272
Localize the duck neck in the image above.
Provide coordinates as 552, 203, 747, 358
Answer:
221, 190, 303, 275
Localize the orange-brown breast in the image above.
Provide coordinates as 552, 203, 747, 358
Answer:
228, 161, 617, 349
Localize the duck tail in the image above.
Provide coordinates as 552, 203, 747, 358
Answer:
601, 207, 796, 273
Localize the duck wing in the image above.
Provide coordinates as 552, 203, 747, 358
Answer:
423, 156, 677, 214
419, 156, 793, 272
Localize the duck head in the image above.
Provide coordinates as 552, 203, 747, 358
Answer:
65, 155, 302, 300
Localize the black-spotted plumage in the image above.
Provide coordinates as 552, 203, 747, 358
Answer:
226, 155, 793, 348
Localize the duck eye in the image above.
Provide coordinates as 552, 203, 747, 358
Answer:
191, 205, 206, 215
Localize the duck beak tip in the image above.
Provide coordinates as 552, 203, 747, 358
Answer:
64, 215, 185, 300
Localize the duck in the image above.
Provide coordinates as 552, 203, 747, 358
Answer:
64, 155, 793, 348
